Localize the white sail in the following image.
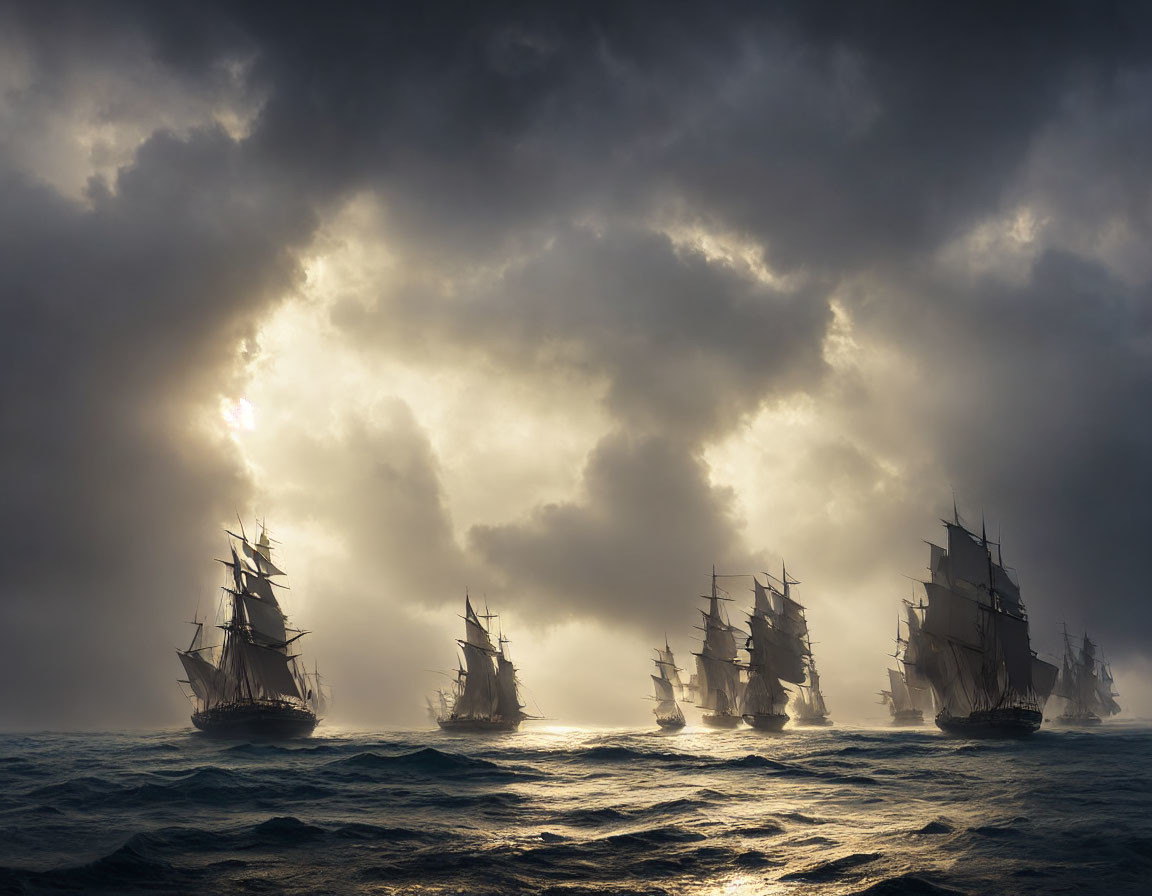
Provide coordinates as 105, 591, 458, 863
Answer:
239, 536, 286, 577
656, 643, 685, 698
752, 578, 774, 620
464, 597, 496, 652
651, 674, 676, 703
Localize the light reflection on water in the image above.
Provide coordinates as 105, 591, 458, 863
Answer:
0, 723, 1148, 894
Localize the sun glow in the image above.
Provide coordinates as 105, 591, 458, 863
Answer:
220, 396, 255, 432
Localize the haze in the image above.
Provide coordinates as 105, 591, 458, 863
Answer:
3, 2, 1152, 730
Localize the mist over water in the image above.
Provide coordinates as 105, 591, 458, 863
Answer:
1, 724, 1149, 895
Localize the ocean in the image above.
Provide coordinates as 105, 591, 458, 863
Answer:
0, 723, 1149, 895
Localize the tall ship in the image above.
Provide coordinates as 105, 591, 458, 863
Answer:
1051, 627, 1120, 725
781, 569, 832, 726
908, 510, 1058, 737
740, 573, 808, 730
436, 596, 530, 732
177, 524, 325, 738
879, 602, 935, 725
651, 638, 686, 730
694, 570, 744, 728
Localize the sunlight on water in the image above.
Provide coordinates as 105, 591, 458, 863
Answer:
0, 724, 1149, 894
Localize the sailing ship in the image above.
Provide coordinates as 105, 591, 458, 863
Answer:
782, 569, 832, 726
436, 596, 530, 732
1051, 627, 1121, 725
879, 602, 935, 725
740, 572, 808, 730
695, 570, 744, 728
908, 510, 1058, 737
177, 524, 324, 738
651, 638, 686, 729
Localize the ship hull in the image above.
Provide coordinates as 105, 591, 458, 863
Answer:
1054, 713, 1102, 726
656, 717, 686, 731
701, 712, 743, 729
191, 702, 317, 739
890, 709, 925, 726
437, 717, 521, 733
742, 713, 788, 731
935, 707, 1042, 738
792, 716, 833, 727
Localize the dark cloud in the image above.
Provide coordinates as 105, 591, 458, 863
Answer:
0, 128, 314, 727
861, 251, 1152, 655
471, 431, 761, 630
4, 1, 1152, 725
334, 224, 831, 440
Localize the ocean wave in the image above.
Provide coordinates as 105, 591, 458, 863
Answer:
323, 747, 530, 780
604, 827, 707, 847
851, 873, 965, 895
779, 851, 883, 882
0, 834, 202, 892
558, 806, 630, 826
715, 754, 819, 776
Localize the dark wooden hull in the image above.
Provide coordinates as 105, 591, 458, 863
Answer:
1054, 713, 1102, 726
437, 716, 520, 732
656, 717, 686, 730
891, 709, 925, 726
936, 707, 1042, 738
192, 702, 317, 739
742, 713, 788, 731
701, 712, 743, 729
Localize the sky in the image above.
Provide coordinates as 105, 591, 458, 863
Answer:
2, 1, 1152, 729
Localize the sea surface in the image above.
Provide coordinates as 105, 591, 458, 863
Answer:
0, 722, 1149, 895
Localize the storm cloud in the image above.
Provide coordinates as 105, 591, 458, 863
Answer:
3, 1, 1152, 727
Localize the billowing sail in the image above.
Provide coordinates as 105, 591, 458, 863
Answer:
1054, 629, 1120, 719
238, 639, 302, 700
179, 650, 221, 704
914, 516, 1048, 722
496, 651, 524, 721
464, 598, 496, 652
243, 571, 280, 608
438, 597, 528, 727
739, 670, 787, 716
696, 653, 739, 712
456, 642, 499, 718
657, 641, 685, 700
748, 614, 806, 684
241, 594, 287, 646
695, 575, 742, 719
887, 668, 913, 712
177, 526, 319, 725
